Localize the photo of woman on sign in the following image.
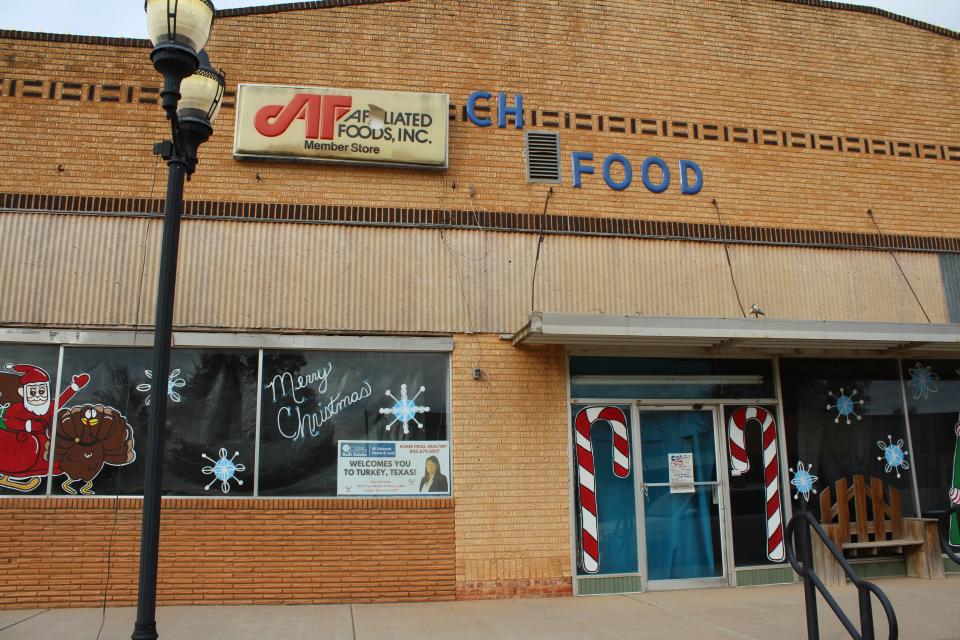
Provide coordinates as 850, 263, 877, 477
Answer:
419, 455, 448, 493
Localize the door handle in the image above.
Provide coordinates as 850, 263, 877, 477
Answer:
639, 482, 649, 499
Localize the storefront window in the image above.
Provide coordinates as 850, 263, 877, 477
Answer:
257, 350, 449, 497
3, 341, 450, 499
158, 349, 258, 496
781, 358, 916, 518
0, 344, 60, 495
53, 347, 258, 496
54, 347, 149, 496
571, 404, 637, 576
724, 404, 783, 567
901, 360, 960, 545
571, 358, 778, 578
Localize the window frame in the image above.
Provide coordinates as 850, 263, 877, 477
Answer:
0, 328, 452, 499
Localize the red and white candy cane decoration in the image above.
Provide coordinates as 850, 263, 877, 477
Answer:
728, 406, 785, 562
575, 406, 630, 574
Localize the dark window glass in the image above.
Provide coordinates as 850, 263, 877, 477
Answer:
724, 404, 783, 567
570, 357, 774, 400
54, 347, 257, 496
159, 349, 258, 496
0, 344, 60, 495
258, 351, 449, 496
901, 360, 960, 534
572, 405, 637, 576
54, 347, 149, 496
781, 359, 915, 521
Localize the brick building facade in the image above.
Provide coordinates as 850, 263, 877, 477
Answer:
0, 0, 958, 608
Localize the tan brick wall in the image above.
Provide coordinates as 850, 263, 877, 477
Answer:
0, 0, 958, 605
451, 335, 572, 598
0, 0, 957, 238
0, 497, 455, 609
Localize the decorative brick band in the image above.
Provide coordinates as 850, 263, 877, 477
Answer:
2, 73, 956, 166
519, 107, 959, 164
456, 578, 573, 600
2, 191, 959, 255
0, 75, 237, 111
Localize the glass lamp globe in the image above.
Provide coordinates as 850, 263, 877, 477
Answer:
178, 53, 226, 125
145, 0, 216, 53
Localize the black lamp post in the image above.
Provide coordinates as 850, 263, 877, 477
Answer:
134, 2, 224, 639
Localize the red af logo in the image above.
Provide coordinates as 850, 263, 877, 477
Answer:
254, 94, 353, 140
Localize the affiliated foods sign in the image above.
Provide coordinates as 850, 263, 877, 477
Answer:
233, 84, 449, 168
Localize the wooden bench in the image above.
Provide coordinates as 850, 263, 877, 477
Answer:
811, 475, 944, 586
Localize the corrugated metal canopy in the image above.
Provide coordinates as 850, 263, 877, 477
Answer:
512, 312, 960, 357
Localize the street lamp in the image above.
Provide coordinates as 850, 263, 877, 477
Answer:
134, 2, 224, 639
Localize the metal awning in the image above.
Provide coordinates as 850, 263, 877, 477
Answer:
511, 312, 960, 357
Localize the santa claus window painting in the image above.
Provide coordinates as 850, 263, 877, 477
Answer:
0, 346, 62, 494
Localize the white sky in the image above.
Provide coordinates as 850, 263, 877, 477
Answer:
0, 0, 958, 37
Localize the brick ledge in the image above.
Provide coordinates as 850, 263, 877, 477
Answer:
0, 496, 454, 510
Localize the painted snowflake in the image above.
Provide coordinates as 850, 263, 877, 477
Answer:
136, 368, 186, 404
790, 461, 818, 501
379, 383, 430, 435
907, 363, 939, 400
826, 387, 864, 425
877, 435, 910, 479
201, 448, 246, 493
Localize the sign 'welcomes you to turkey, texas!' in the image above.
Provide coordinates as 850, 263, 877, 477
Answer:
233, 84, 449, 169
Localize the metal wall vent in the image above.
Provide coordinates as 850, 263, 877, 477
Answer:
524, 131, 562, 184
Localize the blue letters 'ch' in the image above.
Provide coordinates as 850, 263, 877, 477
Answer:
466, 91, 524, 130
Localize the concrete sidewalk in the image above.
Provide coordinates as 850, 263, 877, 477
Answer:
1, 576, 958, 639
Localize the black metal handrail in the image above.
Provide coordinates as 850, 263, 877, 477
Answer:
785, 509, 898, 640
931, 505, 960, 566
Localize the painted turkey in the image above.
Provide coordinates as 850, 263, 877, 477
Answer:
54, 404, 135, 494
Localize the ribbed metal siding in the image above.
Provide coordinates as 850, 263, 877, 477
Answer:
0, 213, 526, 333
0, 212, 949, 333
173, 220, 471, 333
726, 244, 948, 324
0, 213, 160, 328
533, 236, 742, 318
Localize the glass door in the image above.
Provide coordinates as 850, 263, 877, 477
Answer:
637, 408, 727, 588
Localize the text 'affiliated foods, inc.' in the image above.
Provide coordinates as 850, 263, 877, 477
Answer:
233, 84, 449, 169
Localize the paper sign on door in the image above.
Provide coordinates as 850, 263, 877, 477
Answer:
668, 452, 695, 493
